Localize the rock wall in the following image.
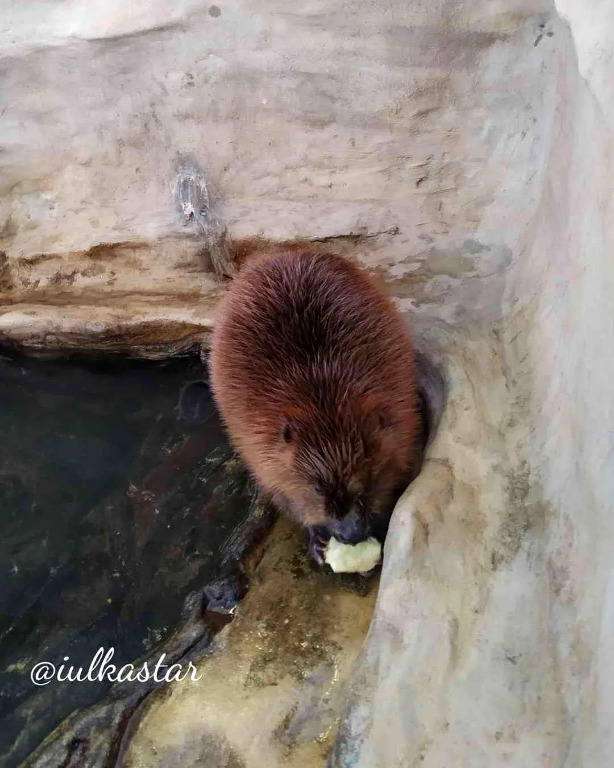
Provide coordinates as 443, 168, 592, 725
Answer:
1, 0, 552, 350
332, 6, 614, 768
507, 3, 614, 761
1, 1, 612, 766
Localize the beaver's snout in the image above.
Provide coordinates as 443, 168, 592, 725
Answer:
332, 507, 371, 545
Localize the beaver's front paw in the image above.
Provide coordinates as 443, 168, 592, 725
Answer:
307, 526, 330, 566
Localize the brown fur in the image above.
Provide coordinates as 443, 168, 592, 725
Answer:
210, 248, 419, 544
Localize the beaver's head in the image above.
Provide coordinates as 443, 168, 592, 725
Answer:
278, 397, 401, 543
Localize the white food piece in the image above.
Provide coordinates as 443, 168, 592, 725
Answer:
324, 536, 382, 573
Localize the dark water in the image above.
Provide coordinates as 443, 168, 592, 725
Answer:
0, 352, 252, 767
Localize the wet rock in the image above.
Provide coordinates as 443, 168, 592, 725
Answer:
0, 353, 256, 768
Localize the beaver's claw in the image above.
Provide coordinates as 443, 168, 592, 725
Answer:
308, 526, 330, 566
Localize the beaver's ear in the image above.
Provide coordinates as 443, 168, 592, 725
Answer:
375, 409, 392, 430
359, 393, 392, 431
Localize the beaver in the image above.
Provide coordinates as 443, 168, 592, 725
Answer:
210, 248, 420, 565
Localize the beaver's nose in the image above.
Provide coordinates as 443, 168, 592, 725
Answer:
336, 508, 369, 544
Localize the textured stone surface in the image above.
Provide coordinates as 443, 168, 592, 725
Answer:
123, 519, 379, 768
1, 0, 552, 340
1, 0, 613, 766
331, 6, 614, 767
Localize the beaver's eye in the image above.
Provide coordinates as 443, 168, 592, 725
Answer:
314, 483, 326, 497
281, 422, 292, 443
